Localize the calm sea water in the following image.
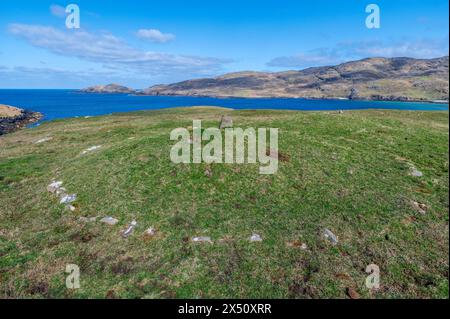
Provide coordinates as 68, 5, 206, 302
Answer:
0, 89, 448, 122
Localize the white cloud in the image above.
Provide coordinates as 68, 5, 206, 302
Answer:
136, 29, 176, 43
50, 4, 66, 18
267, 38, 449, 68
7, 23, 227, 76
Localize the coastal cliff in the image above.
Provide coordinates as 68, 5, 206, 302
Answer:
0, 104, 42, 135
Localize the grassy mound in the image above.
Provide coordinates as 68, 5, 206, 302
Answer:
0, 107, 448, 298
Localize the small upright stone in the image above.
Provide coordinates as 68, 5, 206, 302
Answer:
219, 115, 233, 129
323, 228, 338, 245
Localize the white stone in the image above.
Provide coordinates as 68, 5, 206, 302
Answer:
249, 233, 263, 242
323, 228, 338, 245
100, 216, 119, 225
35, 137, 52, 144
192, 236, 213, 243
81, 145, 102, 154
47, 181, 63, 193
60, 194, 77, 204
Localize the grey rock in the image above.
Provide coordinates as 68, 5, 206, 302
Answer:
192, 236, 213, 243
410, 168, 423, 177
100, 216, 119, 225
47, 181, 63, 193
144, 227, 156, 237
249, 233, 263, 242
60, 194, 77, 204
121, 220, 137, 238
323, 228, 338, 245
219, 115, 233, 129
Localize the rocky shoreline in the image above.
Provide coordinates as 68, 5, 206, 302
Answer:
0, 105, 43, 135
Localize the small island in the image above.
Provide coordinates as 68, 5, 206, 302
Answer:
79, 83, 135, 94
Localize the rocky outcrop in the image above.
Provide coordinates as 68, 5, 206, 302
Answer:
0, 104, 42, 135
79, 83, 135, 94
141, 56, 449, 102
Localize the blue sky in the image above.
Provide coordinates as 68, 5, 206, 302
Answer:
0, 0, 448, 88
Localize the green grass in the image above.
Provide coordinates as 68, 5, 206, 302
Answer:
0, 106, 448, 299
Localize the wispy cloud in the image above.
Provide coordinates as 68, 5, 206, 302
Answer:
7, 23, 228, 76
49, 4, 66, 18
136, 29, 176, 43
267, 38, 449, 68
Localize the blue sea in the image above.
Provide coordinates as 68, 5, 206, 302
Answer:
0, 89, 448, 122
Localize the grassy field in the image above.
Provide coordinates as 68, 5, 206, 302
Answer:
0, 107, 448, 299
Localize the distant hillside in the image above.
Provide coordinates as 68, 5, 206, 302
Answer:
142, 56, 449, 102
80, 83, 135, 94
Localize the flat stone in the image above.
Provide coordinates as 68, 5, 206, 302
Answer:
192, 236, 213, 244
249, 233, 263, 242
323, 228, 338, 245
79, 216, 97, 222
100, 216, 119, 225
35, 137, 52, 144
60, 194, 77, 204
82, 145, 102, 155
219, 115, 233, 129
47, 181, 63, 193
410, 168, 423, 177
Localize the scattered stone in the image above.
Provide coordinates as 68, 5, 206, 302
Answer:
47, 181, 63, 193
323, 228, 338, 245
67, 205, 76, 212
249, 233, 263, 242
204, 168, 212, 177
410, 168, 423, 177
82, 145, 102, 155
100, 216, 119, 225
338, 110, 344, 114
192, 236, 213, 244
219, 115, 233, 129
55, 187, 67, 196
35, 137, 52, 144
411, 201, 427, 215
60, 194, 77, 205
143, 227, 156, 238
121, 220, 137, 238
406, 163, 423, 177
79, 216, 98, 222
